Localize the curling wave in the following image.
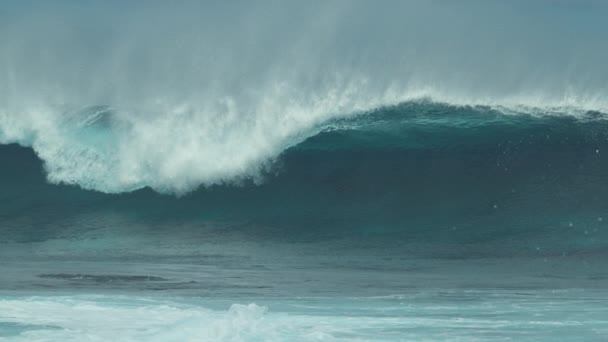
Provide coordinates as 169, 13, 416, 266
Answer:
2, 101, 608, 257
1, 1, 608, 194
1, 99, 607, 195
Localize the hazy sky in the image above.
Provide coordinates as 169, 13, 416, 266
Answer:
1, 0, 607, 106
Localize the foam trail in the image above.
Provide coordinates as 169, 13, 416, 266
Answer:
1, 1, 607, 194
1, 292, 607, 341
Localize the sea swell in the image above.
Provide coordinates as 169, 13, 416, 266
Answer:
3, 3, 608, 340
2, 102, 608, 257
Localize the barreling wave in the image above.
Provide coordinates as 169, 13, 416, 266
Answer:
1, 1, 608, 195
0, 98, 606, 195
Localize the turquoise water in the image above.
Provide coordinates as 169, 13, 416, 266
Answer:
2, 1, 608, 340
2, 104, 608, 340
0, 102, 608, 341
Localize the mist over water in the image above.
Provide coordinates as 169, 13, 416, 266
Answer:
1, 0, 608, 193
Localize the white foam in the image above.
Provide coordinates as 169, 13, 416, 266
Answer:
1, 291, 605, 341
0, 297, 271, 341
0, 296, 365, 341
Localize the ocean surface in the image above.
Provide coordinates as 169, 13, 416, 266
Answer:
1, 1, 608, 341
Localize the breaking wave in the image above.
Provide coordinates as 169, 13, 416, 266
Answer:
0, 99, 606, 194
1, 1, 607, 194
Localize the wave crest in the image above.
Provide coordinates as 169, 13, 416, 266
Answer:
1, 98, 606, 194
1, 1, 608, 194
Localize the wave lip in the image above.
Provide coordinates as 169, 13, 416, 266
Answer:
1, 98, 608, 195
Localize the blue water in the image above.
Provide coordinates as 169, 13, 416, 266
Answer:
2, 1, 608, 340
2, 103, 608, 340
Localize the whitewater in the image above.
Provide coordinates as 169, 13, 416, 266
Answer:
1, 1, 608, 341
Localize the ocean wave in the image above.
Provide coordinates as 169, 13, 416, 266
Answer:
1, 98, 607, 195
1, 1, 607, 194
2, 100, 608, 257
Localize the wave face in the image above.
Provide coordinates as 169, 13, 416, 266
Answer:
1, 1, 608, 194
2, 102, 608, 258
